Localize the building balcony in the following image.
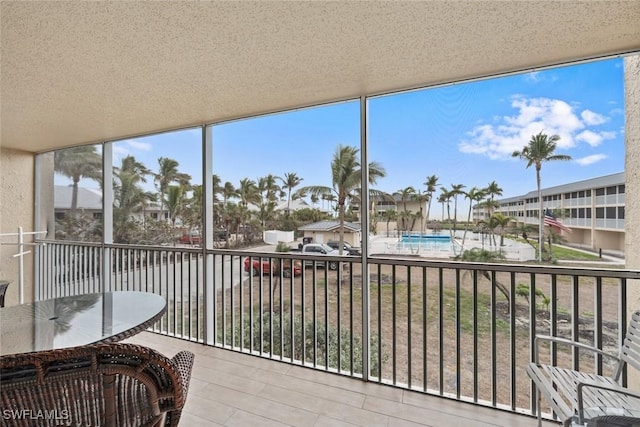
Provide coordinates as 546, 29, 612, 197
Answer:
30, 240, 640, 425
126, 331, 550, 426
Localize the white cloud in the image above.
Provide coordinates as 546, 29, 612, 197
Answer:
123, 139, 152, 151
524, 72, 541, 83
458, 96, 613, 159
575, 154, 607, 166
581, 110, 608, 125
575, 130, 616, 147
113, 145, 130, 158
112, 139, 153, 165
523, 71, 557, 84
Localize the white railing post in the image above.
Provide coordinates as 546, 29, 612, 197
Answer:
1, 228, 47, 303
17, 227, 24, 303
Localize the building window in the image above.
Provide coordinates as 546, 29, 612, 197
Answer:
586, 208, 592, 218
606, 186, 617, 195
596, 188, 605, 196
578, 190, 585, 198
619, 184, 625, 194
619, 206, 625, 219
596, 207, 605, 219
586, 190, 591, 196
606, 206, 616, 218
578, 208, 585, 219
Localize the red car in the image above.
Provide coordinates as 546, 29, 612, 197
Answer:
178, 233, 202, 245
243, 257, 302, 277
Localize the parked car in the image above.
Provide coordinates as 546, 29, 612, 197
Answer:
243, 257, 302, 277
326, 240, 361, 255
178, 232, 201, 245
290, 243, 345, 270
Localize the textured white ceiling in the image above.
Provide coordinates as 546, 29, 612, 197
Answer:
1, 1, 639, 153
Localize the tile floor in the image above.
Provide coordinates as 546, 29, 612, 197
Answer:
126, 332, 556, 427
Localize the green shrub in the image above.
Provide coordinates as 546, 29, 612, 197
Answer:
515, 283, 551, 310
276, 241, 291, 252
224, 311, 386, 375
457, 248, 505, 262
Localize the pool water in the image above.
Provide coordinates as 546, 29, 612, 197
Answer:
399, 234, 452, 250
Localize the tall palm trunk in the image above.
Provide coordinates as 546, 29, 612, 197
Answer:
537, 165, 543, 262
71, 176, 80, 217
425, 200, 432, 233
338, 197, 345, 255
462, 205, 472, 248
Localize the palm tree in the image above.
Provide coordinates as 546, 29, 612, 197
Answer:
382, 209, 397, 237
54, 146, 102, 217
235, 204, 252, 247
491, 212, 512, 248
413, 191, 429, 234
324, 194, 337, 214
164, 185, 185, 228
238, 178, 259, 207
280, 172, 303, 215
257, 175, 280, 229
211, 174, 222, 226
437, 190, 451, 223
236, 178, 258, 242
484, 180, 503, 219
395, 186, 415, 233
423, 175, 439, 231
512, 131, 571, 262
155, 157, 191, 213
449, 183, 466, 234
112, 157, 156, 243
221, 181, 238, 204
119, 155, 151, 179
461, 187, 486, 248
211, 174, 222, 204
220, 202, 239, 247
182, 184, 203, 241
300, 145, 385, 254
114, 170, 154, 219
258, 174, 280, 202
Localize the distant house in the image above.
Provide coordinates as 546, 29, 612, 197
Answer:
54, 186, 167, 222
55, 186, 103, 220
275, 199, 310, 213
353, 193, 428, 234
298, 220, 361, 247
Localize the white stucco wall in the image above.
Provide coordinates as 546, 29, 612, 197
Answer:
0, 148, 36, 305
624, 54, 640, 390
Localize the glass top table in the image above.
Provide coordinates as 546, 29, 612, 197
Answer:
0, 291, 166, 356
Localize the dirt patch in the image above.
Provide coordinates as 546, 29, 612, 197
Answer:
221, 263, 623, 410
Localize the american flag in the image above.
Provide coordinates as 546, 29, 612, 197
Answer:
544, 209, 571, 233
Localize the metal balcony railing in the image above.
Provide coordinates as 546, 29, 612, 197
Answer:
35, 240, 640, 421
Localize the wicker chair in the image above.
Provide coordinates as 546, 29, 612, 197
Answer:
0, 280, 9, 307
0, 343, 194, 427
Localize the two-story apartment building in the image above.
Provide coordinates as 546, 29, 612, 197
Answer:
474, 172, 625, 252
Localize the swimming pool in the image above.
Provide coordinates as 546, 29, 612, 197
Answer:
399, 234, 452, 250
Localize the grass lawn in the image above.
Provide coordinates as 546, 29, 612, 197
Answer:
550, 245, 602, 261
512, 238, 604, 262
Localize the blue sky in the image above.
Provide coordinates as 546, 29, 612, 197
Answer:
59, 58, 625, 218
